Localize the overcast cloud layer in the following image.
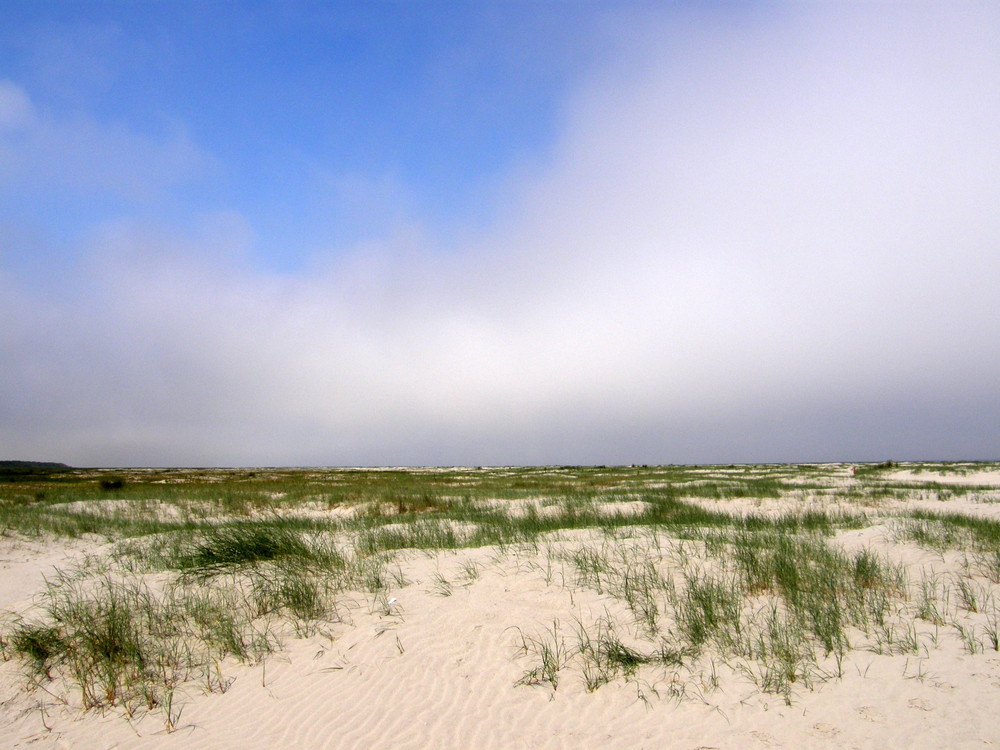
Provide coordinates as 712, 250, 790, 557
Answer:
2, 3, 999, 466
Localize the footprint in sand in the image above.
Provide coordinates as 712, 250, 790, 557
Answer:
810, 722, 841, 738
748, 730, 780, 746
858, 706, 887, 724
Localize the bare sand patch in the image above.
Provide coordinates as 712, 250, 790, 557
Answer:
888, 468, 1000, 486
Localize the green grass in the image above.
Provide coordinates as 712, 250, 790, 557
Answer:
172, 524, 317, 573
516, 519, 945, 702
3, 572, 270, 715
2, 462, 999, 723
901, 511, 1000, 552
513, 620, 572, 691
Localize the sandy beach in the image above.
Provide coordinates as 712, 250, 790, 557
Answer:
2, 464, 999, 749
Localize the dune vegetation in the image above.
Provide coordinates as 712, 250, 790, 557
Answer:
2, 462, 999, 739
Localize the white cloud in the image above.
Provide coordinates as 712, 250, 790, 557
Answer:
3, 4, 1000, 465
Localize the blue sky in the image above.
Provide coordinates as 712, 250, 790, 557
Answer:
2, 2, 999, 466
1, 1, 614, 270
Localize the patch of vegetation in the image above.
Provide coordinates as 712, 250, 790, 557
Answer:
99, 476, 127, 491
0, 461, 73, 483
2, 462, 999, 726
901, 511, 1000, 552
171, 524, 316, 574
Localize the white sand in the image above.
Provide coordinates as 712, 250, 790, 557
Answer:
3, 484, 1000, 749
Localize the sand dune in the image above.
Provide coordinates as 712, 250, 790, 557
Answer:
2, 466, 1000, 748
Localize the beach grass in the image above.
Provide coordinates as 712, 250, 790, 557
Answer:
2, 461, 1000, 725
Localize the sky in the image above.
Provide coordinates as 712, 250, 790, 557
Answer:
1, 1, 999, 467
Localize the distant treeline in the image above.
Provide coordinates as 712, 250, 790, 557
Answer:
0, 461, 73, 481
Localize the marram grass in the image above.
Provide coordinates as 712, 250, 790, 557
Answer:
1, 462, 999, 726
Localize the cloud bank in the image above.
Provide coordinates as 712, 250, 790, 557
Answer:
2, 4, 999, 466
